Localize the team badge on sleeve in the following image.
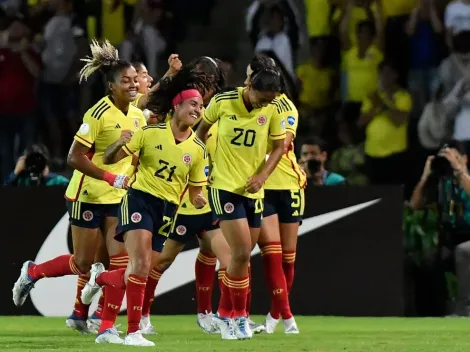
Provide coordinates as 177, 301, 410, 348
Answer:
204, 165, 209, 176
131, 212, 142, 223
79, 123, 90, 135
257, 115, 267, 126
183, 153, 192, 164
287, 116, 296, 126
176, 225, 187, 235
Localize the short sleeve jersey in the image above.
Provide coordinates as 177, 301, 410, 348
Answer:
265, 94, 307, 190
65, 96, 147, 204
124, 120, 208, 205
203, 88, 286, 199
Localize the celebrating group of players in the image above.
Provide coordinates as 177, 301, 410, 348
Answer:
12, 38, 306, 347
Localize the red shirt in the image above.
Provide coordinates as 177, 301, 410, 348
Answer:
0, 48, 41, 114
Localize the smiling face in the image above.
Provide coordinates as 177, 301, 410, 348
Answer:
135, 64, 153, 94
174, 97, 204, 127
109, 66, 139, 103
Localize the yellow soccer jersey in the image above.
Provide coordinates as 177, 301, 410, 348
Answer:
124, 120, 208, 205
177, 122, 218, 215
66, 97, 147, 204
265, 94, 307, 190
131, 93, 144, 108
203, 88, 286, 199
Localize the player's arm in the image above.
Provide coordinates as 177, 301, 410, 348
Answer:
137, 54, 182, 109
68, 115, 126, 188
283, 108, 299, 149
197, 96, 219, 143
102, 129, 135, 164
103, 128, 144, 165
246, 112, 286, 193
188, 148, 209, 209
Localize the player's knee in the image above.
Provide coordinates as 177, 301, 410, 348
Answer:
155, 257, 174, 272
131, 257, 151, 277
231, 245, 251, 265
73, 255, 93, 274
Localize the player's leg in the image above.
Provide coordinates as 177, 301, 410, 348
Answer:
197, 226, 230, 334
139, 238, 185, 334
86, 232, 109, 332
13, 201, 100, 329
209, 188, 253, 340
93, 209, 128, 338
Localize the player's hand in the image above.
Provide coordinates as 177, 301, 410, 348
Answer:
193, 193, 207, 209
14, 156, 26, 175
103, 172, 129, 189
167, 54, 182, 75
118, 130, 133, 146
246, 174, 267, 193
442, 148, 465, 172
421, 155, 434, 181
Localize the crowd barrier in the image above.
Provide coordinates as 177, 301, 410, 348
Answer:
2, 186, 404, 317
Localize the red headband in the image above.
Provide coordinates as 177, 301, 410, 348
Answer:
172, 89, 202, 107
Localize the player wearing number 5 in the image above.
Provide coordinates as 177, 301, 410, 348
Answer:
80, 66, 213, 347
247, 55, 304, 334
197, 56, 287, 340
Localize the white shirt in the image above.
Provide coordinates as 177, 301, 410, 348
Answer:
445, 1, 470, 33
255, 32, 295, 79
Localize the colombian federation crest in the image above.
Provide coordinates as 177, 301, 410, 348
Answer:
133, 119, 139, 128
183, 153, 192, 164
257, 115, 267, 126
176, 225, 187, 235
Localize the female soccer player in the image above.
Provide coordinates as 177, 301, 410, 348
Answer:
249, 54, 303, 334
12, 40, 146, 334
138, 56, 232, 335
196, 56, 287, 340
81, 66, 214, 347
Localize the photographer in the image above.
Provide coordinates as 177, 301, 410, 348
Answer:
410, 141, 470, 316
4, 144, 69, 186
299, 136, 345, 186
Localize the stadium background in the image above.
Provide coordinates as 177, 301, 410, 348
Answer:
0, 0, 465, 319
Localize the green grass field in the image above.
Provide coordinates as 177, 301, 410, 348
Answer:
1, 315, 469, 352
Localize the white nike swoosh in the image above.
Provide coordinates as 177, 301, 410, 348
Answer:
30, 199, 380, 316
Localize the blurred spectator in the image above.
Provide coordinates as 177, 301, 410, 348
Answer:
418, 84, 451, 152
340, 0, 384, 124
298, 136, 346, 185
0, 7, 8, 46
0, 16, 41, 184
254, 4, 295, 79
121, 0, 167, 77
359, 60, 412, 185
329, 120, 368, 185
246, 0, 302, 64
439, 32, 470, 153
38, 0, 86, 168
296, 36, 337, 135
406, 0, 445, 116
4, 144, 69, 186
304, 0, 332, 38
445, 0, 470, 45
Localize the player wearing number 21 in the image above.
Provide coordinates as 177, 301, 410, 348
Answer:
197, 57, 286, 340
80, 67, 214, 347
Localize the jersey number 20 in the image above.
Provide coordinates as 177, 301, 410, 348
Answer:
155, 159, 177, 182
231, 128, 256, 147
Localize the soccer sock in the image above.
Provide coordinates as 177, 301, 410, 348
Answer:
224, 272, 249, 318
93, 292, 104, 319
142, 268, 162, 317
246, 263, 252, 316
217, 268, 232, 318
260, 242, 293, 320
72, 275, 90, 319
282, 250, 296, 293
126, 274, 148, 334
28, 254, 82, 280
98, 253, 128, 333
195, 251, 217, 314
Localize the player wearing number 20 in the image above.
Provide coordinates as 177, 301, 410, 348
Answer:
197, 59, 286, 340
80, 67, 214, 347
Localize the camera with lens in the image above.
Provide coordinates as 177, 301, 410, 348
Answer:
307, 158, 322, 175
23, 144, 49, 185
431, 144, 454, 178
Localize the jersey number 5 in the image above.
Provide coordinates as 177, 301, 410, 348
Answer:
231, 128, 256, 147
155, 159, 177, 182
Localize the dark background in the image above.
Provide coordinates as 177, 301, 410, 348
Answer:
3, 186, 403, 316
